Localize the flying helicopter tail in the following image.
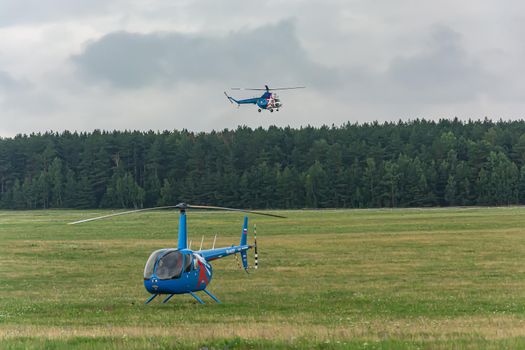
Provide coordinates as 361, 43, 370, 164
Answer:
224, 91, 239, 105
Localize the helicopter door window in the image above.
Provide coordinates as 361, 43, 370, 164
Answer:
155, 251, 183, 280
144, 249, 167, 279
184, 254, 192, 272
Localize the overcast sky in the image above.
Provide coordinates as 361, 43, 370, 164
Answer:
0, 0, 524, 136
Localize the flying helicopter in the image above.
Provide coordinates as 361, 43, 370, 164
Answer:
224, 85, 305, 112
69, 203, 285, 305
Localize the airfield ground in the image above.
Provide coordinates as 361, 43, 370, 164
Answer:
1, 207, 525, 349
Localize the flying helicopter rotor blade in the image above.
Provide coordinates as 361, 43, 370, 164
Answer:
267, 86, 306, 91
230, 88, 266, 91
230, 86, 305, 91
68, 205, 182, 225
186, 204, 286, 218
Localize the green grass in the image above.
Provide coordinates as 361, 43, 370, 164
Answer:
1, 207, 525, 349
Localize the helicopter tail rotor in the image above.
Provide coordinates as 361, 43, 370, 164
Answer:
233, 218, 258, 272
224, 91, 239, 106
253, 224, 258, 270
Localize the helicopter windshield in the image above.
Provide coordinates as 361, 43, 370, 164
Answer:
155, 250, 183, 280
144, 249, 167, 279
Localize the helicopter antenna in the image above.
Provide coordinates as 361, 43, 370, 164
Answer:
199, 236, 204, 251
212, 234, 217, 249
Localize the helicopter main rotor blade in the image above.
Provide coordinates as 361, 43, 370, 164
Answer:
69, 203, 285, 224
68, 205, 181, 225
230, 86, 305, 91
186, 204, 286, 218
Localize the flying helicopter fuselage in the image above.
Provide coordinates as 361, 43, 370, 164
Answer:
255, 91, 281, 111
224, 85, 304, 113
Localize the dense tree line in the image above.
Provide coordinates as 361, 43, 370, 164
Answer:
1, 119, 525, 210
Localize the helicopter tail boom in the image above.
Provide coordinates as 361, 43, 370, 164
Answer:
224, 91, 261, 106
199, 244, 251, 262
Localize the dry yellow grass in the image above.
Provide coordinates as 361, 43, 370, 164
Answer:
2, 316, 525, 342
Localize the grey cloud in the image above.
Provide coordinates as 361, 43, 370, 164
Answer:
72, 21, 338, 89
0, 70, 30, 92
0, 71, 17, 89
340, 25, 496, 105
0, 71, 56, 116
384, 25, 493, 103
73, 21, 495, 107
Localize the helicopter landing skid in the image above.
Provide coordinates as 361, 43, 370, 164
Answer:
203, 289, 221, 304
144, 293, 158, 304
162, 294, 175, 303
189, 291, 205, 304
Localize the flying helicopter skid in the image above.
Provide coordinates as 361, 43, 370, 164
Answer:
69, 203, 284, 305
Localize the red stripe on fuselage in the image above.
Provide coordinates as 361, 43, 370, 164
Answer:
197, 261, 209, 288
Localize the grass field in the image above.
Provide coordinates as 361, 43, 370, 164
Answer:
1, 207, 525, 349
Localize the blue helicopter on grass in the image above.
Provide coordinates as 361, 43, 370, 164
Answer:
70, 203, 284, 305
224, 85, 305, 112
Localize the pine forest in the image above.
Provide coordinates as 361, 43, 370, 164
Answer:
1, 119, 525, 210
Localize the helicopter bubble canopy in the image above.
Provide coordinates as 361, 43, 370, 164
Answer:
144, 248, 184, 280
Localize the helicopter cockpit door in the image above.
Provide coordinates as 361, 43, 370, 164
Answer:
183, 253, 193, 289
155, 250, 183, 280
